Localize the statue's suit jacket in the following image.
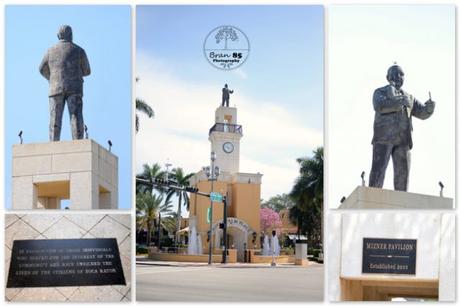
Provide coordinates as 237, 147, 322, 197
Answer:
372, 85, 432, 149
222, 88, 232, 100
39, 40, 91, 97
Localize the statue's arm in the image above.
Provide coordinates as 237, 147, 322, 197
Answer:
373, 88, 404, 114
80, 49, 91, 77
39, 51, 50, 80
412, 98, 435, 120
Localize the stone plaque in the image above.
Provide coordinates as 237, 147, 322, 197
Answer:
362, 238, 416, 275
7, 238, 126, 288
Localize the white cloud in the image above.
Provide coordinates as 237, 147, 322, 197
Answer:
135, 52, 322, 201
231, 68, 248, 80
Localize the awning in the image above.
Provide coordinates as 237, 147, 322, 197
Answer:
288, 234, 308, 240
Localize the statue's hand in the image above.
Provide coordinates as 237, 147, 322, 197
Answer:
425, 100, 435, 114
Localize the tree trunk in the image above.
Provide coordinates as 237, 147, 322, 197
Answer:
320, 204, 323, 251
175, 193, 182, 251
157, 213, 161, 249
297, 215, 301, 240
147, 220, 152, 247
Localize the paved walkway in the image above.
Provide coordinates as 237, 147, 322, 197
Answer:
136, 260, 324, 302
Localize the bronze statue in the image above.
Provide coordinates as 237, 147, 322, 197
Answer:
222, 84, 233, 107
369, 65, 435, 191
39, 25, 91, 141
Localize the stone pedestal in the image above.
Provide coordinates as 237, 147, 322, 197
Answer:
12, 139, 118, 209
327, 212, 455, 302
295, 242, 309, 266
339, 186, 453, 209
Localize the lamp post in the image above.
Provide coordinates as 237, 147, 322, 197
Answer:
221, 194, 228, 264
204, 151, 219, 265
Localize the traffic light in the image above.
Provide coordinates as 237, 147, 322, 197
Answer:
153, 178, 168, 185
185, 186, 199, 193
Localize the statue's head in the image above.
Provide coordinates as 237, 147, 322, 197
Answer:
386, 64, 404, 89
224, 84, 228, 88
57, 25, 73, 42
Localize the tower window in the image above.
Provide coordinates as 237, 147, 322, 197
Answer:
224, 115, 233, 124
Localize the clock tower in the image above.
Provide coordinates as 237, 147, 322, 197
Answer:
188, 97, 262, 262
208, 106, 242, 175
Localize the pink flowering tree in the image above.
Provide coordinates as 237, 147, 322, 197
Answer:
260, 207, 282, 234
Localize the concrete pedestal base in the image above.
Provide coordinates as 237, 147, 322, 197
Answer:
339, 186, 453, 209
327, 212, 455, 302
12, 139, 118, 209
295, 243, 309, 266
295, 259, 309, 266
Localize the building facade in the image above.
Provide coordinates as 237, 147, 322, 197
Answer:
188, 106, 262, 262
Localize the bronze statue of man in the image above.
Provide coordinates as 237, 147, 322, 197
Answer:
222, 84, 234, 107
369, 65, 435, 191
39, 25, 91, 141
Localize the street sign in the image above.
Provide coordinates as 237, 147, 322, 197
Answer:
210, 192, 223, 202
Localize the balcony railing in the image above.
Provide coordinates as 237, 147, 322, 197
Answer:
209, 123, 243, 135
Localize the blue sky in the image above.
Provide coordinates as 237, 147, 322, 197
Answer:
136, 5, 324, 213
5, 5, 132, 209
137, 5, 324, 130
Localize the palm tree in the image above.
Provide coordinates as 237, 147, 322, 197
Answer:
136, 192, 173, 246
136, 163, 165, 194
167, 167, 195, 248
136, 77, 154, 133
289, 147, 323, 248
160, 213, 178, 236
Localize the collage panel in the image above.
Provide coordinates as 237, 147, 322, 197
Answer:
327, 5, 455, 209
3, 5, 134, 304
325, 4, 456, 304
135, 5, 324, 302
5, 5, 132, 210
5, 213, 131, 302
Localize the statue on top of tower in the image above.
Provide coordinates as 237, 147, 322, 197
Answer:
222, 84, 234, 107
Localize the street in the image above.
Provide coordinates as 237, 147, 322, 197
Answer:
136, 262, 323, 302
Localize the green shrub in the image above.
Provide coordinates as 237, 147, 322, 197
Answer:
136, 245, 148, 254
308, 248, 322, 258
160, 237, 174, 247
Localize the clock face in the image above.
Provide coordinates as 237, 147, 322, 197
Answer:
223, 142, 234, 153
